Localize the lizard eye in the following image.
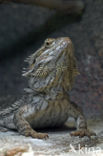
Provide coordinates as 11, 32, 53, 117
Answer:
44, 38, 55, 47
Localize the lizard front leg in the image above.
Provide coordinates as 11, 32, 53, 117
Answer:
13, 106, 48, 139
69, 102, 96, 138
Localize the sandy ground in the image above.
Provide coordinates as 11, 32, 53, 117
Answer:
0, 119, 103, 156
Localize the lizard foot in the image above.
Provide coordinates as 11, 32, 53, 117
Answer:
70, 129, 96, 138
0, 126, 8, 132
31, 132, 49, 139
24, 129, 49, 139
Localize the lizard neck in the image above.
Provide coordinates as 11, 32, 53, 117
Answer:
24, 86, 67, 100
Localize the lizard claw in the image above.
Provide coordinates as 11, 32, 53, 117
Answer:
70, 129, 96, 138
35, 132, 49, 140
25, 129, 49, 139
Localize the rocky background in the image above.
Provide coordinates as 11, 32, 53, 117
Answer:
0, 0, 103, 118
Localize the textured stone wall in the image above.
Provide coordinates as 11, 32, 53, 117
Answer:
0, 0, 103, 118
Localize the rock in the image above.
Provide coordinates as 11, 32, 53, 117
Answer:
0, 120, 103, 155
0, 0, 103, 118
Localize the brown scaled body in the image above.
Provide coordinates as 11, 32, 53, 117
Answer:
0, 37, 96, 139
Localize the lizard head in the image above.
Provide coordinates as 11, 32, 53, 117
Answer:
23, 37, 79, 93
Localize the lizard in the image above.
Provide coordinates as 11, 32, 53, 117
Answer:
0, 37, 96, 139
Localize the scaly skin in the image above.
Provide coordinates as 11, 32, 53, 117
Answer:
0, 37, 96, 139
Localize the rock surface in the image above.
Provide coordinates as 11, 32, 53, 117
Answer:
0, 120, 103, 156
0, 0, 103, 117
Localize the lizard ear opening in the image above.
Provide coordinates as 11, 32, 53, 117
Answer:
32, 59, 36, 64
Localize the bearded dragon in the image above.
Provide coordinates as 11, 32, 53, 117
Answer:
0, 37, 96, 139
